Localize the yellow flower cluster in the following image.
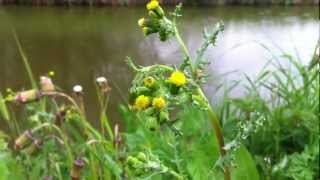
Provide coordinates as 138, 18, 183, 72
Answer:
134, 95, 150, 110
168, 71, 187, 87
152, 97, 166, 109
138, 0, 165, 37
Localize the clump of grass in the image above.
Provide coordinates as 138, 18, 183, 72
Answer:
220, 43, 319, 180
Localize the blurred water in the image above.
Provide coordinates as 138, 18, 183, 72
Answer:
0, 6, 318, 126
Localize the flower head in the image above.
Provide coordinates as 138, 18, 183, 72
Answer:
168, 71, 187, 87
152, 97, 166, 109
134, 95, 150, 110
146, 0, 159, 11
143, 76, 155, 88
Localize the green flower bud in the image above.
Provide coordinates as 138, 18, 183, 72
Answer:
144, 107, 155, 116
137, 152, 147, 162
142, 27, 158, 36
159, 29, 168, 41
159, 110, 169, 123
146, 117, 158, 131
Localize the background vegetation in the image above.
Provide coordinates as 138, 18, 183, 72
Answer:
0, 0, 318, 6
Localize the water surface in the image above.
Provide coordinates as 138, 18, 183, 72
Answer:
0, 6, 318, 126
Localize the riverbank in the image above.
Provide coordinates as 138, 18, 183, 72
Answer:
0, 0, 318, 6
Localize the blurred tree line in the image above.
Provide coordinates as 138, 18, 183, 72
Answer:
0, 0, 318, 7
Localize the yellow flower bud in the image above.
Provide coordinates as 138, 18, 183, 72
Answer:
134, 95, 150, 111
146, 0, 159, 11
152, 97, 166, 109
48, 71, 55, 77
138, 18, 145, 27
142, 27, 154, 36
168, 71, 187, 87
143, 76, 155, 88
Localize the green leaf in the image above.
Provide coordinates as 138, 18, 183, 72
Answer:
232, 145, 260, 180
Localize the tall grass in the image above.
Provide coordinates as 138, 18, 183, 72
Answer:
219, 43, 319, 180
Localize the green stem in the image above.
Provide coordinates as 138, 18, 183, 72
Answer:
173, 25, 231, 180
13, 30, 38, 90
173, 25, 195, 78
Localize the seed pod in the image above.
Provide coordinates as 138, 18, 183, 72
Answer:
40, 76, 55, 92
96, 76, 111, 93
72, 85, 85, 115
70, 158, 85, 180
24, 139, 43, 155
14, 130, 33, 150
15, 89, 41, 104
73, 85, 83, 95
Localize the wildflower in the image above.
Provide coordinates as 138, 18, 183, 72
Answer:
168, 71, 187, 87
146, 0, 159, 11
48, 71, 55, 77
40, 76, 55, 92
152, 97, 166, 109
143, 76, 155, 88
134, 95, 150, 110
70, 158, 85, 180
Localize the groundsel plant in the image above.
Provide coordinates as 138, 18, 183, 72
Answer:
128, 1, 232, 179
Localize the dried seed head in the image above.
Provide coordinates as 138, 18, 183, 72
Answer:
40, 76, 55, 92
70, 158, 85, 179
73, 85, 83, 94
14, 130, 33, 150
96, 76, 111, 93
15, 89, 41, 104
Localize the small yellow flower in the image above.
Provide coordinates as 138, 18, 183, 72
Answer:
146, 0, 159, 11
168, 71, 187, 86
152, 97, 166, 109
138, 18, 145, 27
134, 95, 150, 110
48, 71, 55, 77
143, 76, 155, 88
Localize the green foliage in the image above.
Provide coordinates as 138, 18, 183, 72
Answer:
221, 45, 320, 179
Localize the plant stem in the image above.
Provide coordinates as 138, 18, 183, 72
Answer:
13, 30, 38, 90
174, 26, 231, 180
